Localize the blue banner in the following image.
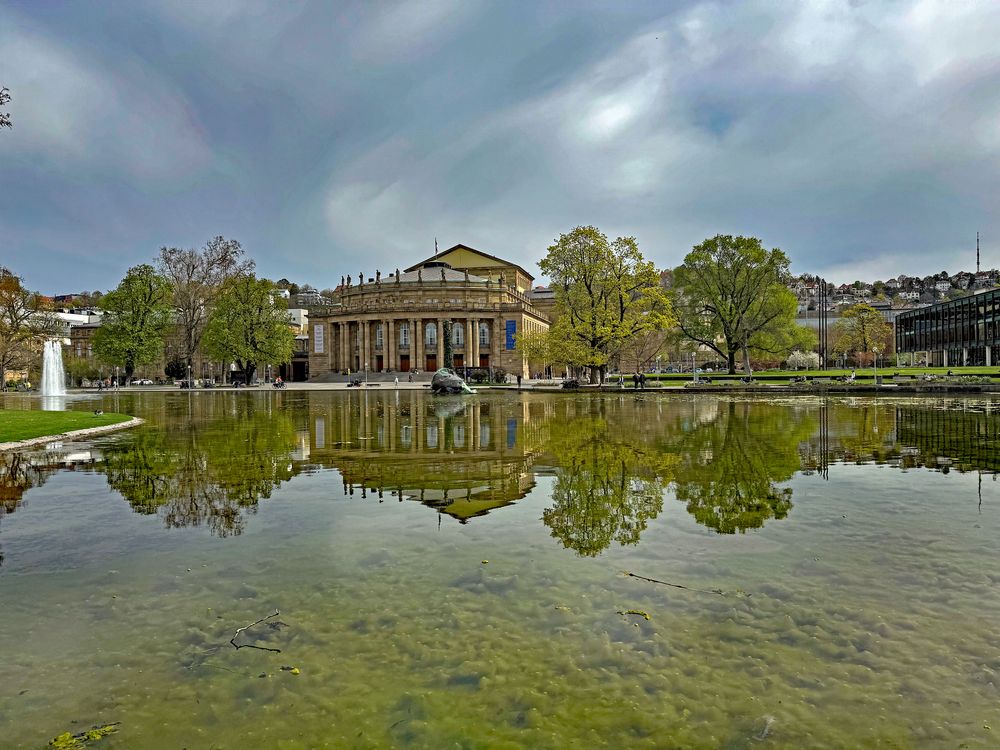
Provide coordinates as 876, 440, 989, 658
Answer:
505, 320, 516, 350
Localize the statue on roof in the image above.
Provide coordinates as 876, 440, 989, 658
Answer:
440, 267, 447, 281
464, 269, 469, 282
340, 275, 345, 287
376, 270, 381, 283
418, 268, 423, 282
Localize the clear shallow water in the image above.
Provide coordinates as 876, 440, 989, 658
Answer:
1, 391, 999, 749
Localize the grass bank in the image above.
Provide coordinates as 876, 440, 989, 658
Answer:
0, 410, 133, 443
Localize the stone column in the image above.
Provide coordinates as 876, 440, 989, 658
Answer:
415, 319, 424, 371
437, 318, 445, 370
360, 320, 369, 373
386, 318, 395, 371
472, 317, 479, 365
466, 319, 474, 367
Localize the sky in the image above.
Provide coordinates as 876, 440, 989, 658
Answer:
2, 0, 999, 293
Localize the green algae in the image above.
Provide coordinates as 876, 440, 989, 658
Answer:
1, 391, 999, 748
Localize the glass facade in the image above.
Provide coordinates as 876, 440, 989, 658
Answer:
895, 289, 1000, 366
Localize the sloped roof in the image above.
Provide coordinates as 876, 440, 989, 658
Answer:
404, 243, 534, 281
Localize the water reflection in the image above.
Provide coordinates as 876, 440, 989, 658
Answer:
2, 393, 999, 558
96, 396, 298, 537
308, 391, 541, 521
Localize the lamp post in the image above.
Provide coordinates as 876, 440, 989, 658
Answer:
187, 364, 192, 389
872, 347, 880, 388
365, 362, 369, 387
692, 352, 698, 383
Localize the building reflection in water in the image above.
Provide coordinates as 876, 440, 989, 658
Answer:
307, 390, 544, 522
1, 394, 998, 562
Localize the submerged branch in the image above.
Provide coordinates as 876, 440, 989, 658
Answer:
623, 571, 734, 597
230, 610, 282, 652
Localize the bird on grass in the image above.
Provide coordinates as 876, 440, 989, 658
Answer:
94, 409, 104, 415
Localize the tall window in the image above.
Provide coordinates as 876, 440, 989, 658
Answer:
426, 322, 437, 346
375, 323, 383, 349
400, 322, 409, 346
453, 324, 464, 346
479, 323, 490, 346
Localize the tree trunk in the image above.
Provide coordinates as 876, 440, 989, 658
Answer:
741, 336, 752, 378
727, 350, 736, 375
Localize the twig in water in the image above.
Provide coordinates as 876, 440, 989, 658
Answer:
623, 571, 733, 597
230, 610, 282, 652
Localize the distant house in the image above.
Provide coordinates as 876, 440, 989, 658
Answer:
934, 280, 952, 292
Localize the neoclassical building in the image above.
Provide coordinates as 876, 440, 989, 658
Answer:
308, 244, 550, 378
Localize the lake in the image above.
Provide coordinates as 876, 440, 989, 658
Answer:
1, 390, 998, 748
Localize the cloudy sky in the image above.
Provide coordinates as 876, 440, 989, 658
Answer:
2, 0, 999, 293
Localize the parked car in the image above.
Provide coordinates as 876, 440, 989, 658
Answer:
134, 378, 153, 385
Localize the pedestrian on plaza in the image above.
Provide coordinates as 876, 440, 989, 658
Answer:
633, 372, 639, 389
408, 372, 413, 383
394, 376, 399, 388
639, 372, 646, 389
516, 374, 522, 390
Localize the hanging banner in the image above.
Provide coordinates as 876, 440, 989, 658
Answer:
505, 320, 516, 350
314, 324, 325, 354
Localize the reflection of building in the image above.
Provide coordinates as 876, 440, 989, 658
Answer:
307, 245, 550, 378
308, 392, 542, 520
896, 289, 1000, 366
895, 404, 1000, 473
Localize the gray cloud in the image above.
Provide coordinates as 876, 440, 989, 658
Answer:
2, 0, 998, 292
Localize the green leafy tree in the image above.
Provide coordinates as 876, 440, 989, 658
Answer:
0, 267, 58, 389
528, 226, 674, 383
202, 273, 294, 383
833, 303, 892, 365
157, 236, 252, 373
92, 264, 172, 379
673, 235, 800, 374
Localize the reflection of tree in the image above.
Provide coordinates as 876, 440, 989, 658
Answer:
97, 398, 298, 536
668, 401, 814, 534
542, 415, 674, 556
0, 449, 64, 567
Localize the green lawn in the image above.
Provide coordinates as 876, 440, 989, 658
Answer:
0, 410, 133, 443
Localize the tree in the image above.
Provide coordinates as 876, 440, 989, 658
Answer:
787, 350, 820, 370
0, 87, 11, 130
92, 265, 172, 379
0, 268, 58, 389
202, 272, 294, 384
672, 235, 801, 374
833, 304, 892, 365
158, 236, 252, 373
528, 226, 673, 383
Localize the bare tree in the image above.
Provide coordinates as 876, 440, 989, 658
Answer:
157, 237, 253, 373
0, 268, 59, 389
0, 87, 11, 130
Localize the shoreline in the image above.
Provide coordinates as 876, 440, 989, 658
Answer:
0, 417, 145, 452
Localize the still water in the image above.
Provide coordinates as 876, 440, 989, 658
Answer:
1, 391, 998, 749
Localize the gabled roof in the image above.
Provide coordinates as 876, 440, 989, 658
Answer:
404, 243, 535, 281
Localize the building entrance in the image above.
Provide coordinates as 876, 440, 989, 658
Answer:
425, 354, 437, 371
399, 355, 410, 372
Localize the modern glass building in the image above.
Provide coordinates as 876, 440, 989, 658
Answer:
895, 289, 1000, 366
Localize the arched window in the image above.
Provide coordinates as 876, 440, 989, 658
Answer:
479, 322, 490, 346
375, 323, 383, 349
425, 322, 437, 346
453, 324, 463, 346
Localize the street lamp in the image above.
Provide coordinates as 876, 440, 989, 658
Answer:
187, 364, 192, 389
872, 347, 880, 388
365, 361, 369, 387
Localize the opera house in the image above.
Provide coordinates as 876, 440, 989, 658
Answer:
307, 244, 552, 379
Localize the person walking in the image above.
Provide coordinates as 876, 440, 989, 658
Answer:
633, 372, 639, 389
639, 372, 646, 389
516, 374, 522, 390
394, 376, 399, 388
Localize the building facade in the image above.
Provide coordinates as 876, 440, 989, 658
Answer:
308, 245, 550, 378
895, 288, 1000, 366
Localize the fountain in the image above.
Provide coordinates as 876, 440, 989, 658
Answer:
42, 339, 66, 396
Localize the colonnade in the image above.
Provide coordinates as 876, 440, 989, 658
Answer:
323, 316, 503, 373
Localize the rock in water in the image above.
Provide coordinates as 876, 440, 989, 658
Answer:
431, 368, 475, 395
